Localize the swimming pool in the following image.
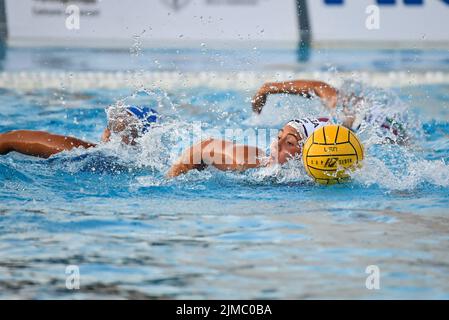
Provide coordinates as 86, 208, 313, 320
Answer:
1, 47, 449, 299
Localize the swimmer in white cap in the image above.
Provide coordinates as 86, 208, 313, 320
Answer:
252, 79, 408, 142
0, 106, 158, 158
168, 79, 408, 177
167, 116, 330, 177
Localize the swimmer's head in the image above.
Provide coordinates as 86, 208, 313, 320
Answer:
101, 105, 158, 145
269, 122, 303, 165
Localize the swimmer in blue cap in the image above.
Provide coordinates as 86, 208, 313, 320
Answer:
101, 105, 158, 144
0, 106, 158, 158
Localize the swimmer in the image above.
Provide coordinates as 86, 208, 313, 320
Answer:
252, 79, 408, 142
167, 117, 329, 177
168, 79, 408, 177
0, 106, 158, 158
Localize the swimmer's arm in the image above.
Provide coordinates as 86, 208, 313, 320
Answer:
252, 80, 338, 114
0, 130, 96, 159
167, 139, 210, 178
167, 139, 265, 178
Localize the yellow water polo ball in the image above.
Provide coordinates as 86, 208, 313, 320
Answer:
302, 124, 364, 185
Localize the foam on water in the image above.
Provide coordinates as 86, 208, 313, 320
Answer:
353, 156, 449, 190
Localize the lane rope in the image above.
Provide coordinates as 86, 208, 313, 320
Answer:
1, 71, 449, 91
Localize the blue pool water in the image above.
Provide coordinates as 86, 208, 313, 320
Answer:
1, 47, 449, 299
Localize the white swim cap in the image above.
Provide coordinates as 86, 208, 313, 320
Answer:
286, 117, 330, 140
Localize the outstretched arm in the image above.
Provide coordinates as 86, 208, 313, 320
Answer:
0, 130, 96, 158
167, 138, 264, 178
167, 139, 211, 178
252, 80, 338, 114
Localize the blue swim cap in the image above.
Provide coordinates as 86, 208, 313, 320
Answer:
125, 106, 158, 134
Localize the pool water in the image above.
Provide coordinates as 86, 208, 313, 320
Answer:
1, 47, 449, 299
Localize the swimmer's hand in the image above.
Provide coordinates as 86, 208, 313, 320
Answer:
0, 133, 7, 155
252, 87, 268, 114
0, 130, 96, 158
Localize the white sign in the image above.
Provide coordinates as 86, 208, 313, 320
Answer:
308, 0, 449, 44
5, 0, 299, 48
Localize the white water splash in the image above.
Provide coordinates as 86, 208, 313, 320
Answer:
352, 156, 449, 190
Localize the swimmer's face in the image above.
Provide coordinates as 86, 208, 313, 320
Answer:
101, 113, 139, 145
270, 125, 302, 165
